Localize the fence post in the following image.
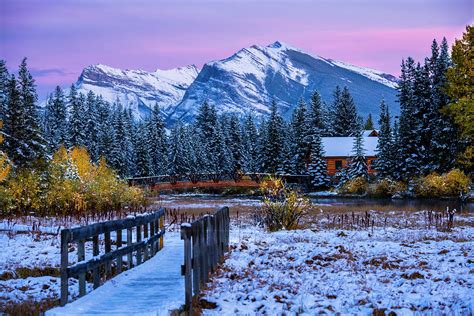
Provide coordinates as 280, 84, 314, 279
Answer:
78, 239, 86, 297
60, 229, 70, 306
159, 214, 164, 250
192, 223, 200, 296
181, 224, 192, 313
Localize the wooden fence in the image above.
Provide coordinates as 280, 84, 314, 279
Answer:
180, 207, 230, 312
60, 209, 165, 306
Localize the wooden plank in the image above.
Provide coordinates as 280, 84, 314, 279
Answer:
77, 239, 86, 297
68, 209, 165, 242
104, 231, 111, 277
150, 221, 155, 255
60, 229, 70, 306
136, 225, 142, 264
159, 215, 164, 250
200, 219, 208, 284
116, 229, 122, 273
92, 235, 99, 257
68, 231, 165, 277
192, 224, 200, 296
127, 228, 133, 269
181, 225, 192, 313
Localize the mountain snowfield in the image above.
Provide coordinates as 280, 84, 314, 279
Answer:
76, 64, 199, 119
71, 41, 400, 124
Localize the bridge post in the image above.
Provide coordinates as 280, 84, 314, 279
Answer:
60, 229, 71, 306
181, 224, 193, 314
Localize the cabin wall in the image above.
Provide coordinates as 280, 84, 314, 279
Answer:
325, 156, 377, 176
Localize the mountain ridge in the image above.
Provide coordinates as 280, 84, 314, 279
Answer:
67, 41, 399, 124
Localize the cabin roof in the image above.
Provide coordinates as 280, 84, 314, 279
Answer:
363, 129, 379, 137
322, 136, 378, 157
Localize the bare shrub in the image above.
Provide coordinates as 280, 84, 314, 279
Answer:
259, 177, 311, 231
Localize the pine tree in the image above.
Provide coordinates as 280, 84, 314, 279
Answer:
0, 60, 9, 122
373, 99, 394, 177
68, 85, 86, 147
364, 114, 374, 130
44, 86, 68, 152
291, 99, 309, 174
147, 103, 168, 175
308, 129, 329, 188
278, 122, 295, 175
227, 114, 243, 175
261, 101, 284, 173
168, 123, 189, 176
396, 57, 421, 180
4, 59, 46, 167
84, 91, 99, 161
96, 97, 115, 163
333, 86, 359, 136
241, 114, 259, 173
109, 102, 133, 177
348, 128, 368, 179
429, 38, 458, 172
134, 122, 152, 177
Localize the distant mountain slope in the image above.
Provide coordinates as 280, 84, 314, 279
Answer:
167, 41, 399, 124
70, 41, 399, 124
76, 64, 199, 119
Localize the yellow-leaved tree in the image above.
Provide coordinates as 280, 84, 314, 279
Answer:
0, 121, 10, 182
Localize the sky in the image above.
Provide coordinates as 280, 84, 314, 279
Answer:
0, 0, 472, 99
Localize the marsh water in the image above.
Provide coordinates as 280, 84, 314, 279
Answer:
156, 194, 474, 213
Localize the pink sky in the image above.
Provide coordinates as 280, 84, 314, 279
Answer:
0, 0, 472, 99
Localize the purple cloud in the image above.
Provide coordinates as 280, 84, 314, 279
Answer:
1, 0, 472, 99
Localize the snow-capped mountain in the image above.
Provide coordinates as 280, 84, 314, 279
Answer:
76, 64, 199, 119
167, 41, 399, 124
71, 41, 399, 124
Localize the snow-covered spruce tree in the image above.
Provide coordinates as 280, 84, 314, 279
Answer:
291, 98, 309, 174
124, 108, 136, 176
168, 123, 189, 176
373, 99, 394, 178
308, 129, 329, 189
428, 38, 458, 172
278, 121, 295, 175
226, 114, 244, 174
348, 128, 368, 179
241, 113, 259, 173
134, 122, 152, 177
84, 91, 99, 161
391, 118, 402, 180
413, 62, 433, 173
194, 101, 218, 173
208, 118, 231, 178
396, 57, 422, 180
67, 85, 87, 147
4, 59, 46, 167
333, 86, 359, 136
44, 86, 68, 153
147, 103, 168, 176
364, 114, 374, 130
261, 100, 284, 173
18, 58, 47, 164
324, 86, 341, 136
0, 60, 9, 122
308, 91, 326, 135
96, 96, 115, 162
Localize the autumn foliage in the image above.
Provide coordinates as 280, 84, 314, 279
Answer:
0, 146, 147, 217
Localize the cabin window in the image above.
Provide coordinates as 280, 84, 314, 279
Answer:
335, 160, 343, 170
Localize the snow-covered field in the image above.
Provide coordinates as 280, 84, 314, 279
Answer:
202, 225, 474, 315
1, 195, 473, 314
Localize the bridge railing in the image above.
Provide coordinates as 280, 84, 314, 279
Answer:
180, 207, 230, 312
60, 209, 165, 306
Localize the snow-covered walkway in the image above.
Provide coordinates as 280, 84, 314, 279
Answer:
47, 232, 184, 316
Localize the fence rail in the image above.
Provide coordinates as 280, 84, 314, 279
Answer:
60, 209, 165, 306
180, 207, 230, 312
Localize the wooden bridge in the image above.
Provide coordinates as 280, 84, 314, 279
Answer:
48, 207, 231, 315
128, 173, 311, 190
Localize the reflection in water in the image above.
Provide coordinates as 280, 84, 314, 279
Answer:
309, 198, 474, 213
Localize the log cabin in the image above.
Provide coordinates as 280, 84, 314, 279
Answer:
321, 134, 378, 176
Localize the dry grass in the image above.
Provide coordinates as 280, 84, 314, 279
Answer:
1, 298, 59, 316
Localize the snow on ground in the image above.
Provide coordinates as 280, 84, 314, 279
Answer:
47, 232, 184, 316
202, 225, 474, 315
0, 233, 61, 274
1, 277, 92, 309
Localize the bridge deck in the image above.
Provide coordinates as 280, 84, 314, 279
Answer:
47, 232, 184, 316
